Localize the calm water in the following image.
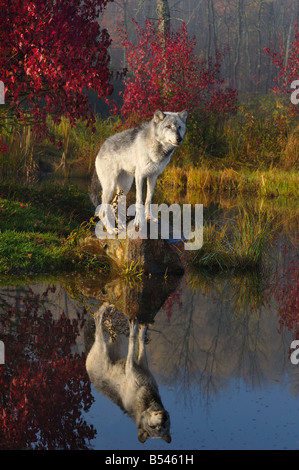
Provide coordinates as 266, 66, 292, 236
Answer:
0, 193, 298, 451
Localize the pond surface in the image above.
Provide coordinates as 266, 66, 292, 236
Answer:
0, 190, 298, 451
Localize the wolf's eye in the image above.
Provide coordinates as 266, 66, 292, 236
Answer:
166, 125, 172, 129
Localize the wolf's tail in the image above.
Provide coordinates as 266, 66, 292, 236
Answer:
89, 168, 102, 207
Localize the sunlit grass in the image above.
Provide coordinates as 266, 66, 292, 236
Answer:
189, 208, 279, 271
160, 166, 299, 198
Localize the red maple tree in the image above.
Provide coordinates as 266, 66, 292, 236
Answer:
0, 0, 113, 133
114, 20, 237, 126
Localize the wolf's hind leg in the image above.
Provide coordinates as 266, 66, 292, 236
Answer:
113, 173, 134, 229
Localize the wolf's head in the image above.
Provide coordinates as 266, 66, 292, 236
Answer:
153, 109, 188, 148
137, 408, 171, 443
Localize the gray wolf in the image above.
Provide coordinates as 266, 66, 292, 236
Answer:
85, 303, 171, 443
94, 109, 188, 232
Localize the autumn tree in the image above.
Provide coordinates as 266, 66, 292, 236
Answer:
0, 0, 114, 133
116, 20, 237, 126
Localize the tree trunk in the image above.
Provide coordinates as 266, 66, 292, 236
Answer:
255, 0, 263, 89
233, 0, 244, 89
122, 0, 128, 69
284, 1, 295, 67
156, 0, 170, 39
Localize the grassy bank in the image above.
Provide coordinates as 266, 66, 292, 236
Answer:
0, 179, 294, 278
0, 183, 109, 275
159, 166, 299, 198
185, 208, 279, 273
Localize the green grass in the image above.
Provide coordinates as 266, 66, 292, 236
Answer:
120, 261, 144, 281
0, 231, 68, 274
0, 182, 109, 275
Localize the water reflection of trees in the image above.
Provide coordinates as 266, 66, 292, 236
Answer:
149, 259, 298, 405
1, 235, 297, 448
0, 286, 95, 450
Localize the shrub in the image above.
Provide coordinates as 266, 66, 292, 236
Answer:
115, 20, 237, 127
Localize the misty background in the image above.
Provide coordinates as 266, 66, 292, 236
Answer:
100, 0, 299, 95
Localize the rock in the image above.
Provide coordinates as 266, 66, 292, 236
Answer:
80, 223, 185, 276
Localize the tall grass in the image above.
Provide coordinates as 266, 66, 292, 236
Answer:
42, 115, 122, 176
0, 121, 37, 180
189, 208, 279, 271
0, 114, 122, 179
159, 166, 299, 198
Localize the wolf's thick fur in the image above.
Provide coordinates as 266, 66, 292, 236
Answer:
94, 109, 188, 230
85, 303, 171, 443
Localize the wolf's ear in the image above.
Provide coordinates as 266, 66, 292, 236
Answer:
154, 109, 165, 123
179, 110, 188, 122
138, 429, 148, 443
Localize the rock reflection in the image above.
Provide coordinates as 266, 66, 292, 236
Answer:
86, 304, 171, 443
80, 273, 182, 323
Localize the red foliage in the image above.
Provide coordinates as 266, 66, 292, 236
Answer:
115, 20, 237, 126
0, 0, 113, 133
163, 287, 183, 323
274, 243, 299, 340
265, 25, 299, 115
0, 141, 8, 154
0, 286, 95, 450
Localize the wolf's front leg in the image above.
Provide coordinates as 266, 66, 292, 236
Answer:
145, 175, 158, 222
134, 174, 146, 229
137, 324, 149, 370
126, 319, 139, 374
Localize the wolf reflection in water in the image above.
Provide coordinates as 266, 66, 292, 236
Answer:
86, 303, 171, 444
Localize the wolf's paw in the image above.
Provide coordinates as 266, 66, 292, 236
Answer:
129, 318, 139, 334
133, 205, 146, 230
96, 204, 117, 235
146, 212, 158, 223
